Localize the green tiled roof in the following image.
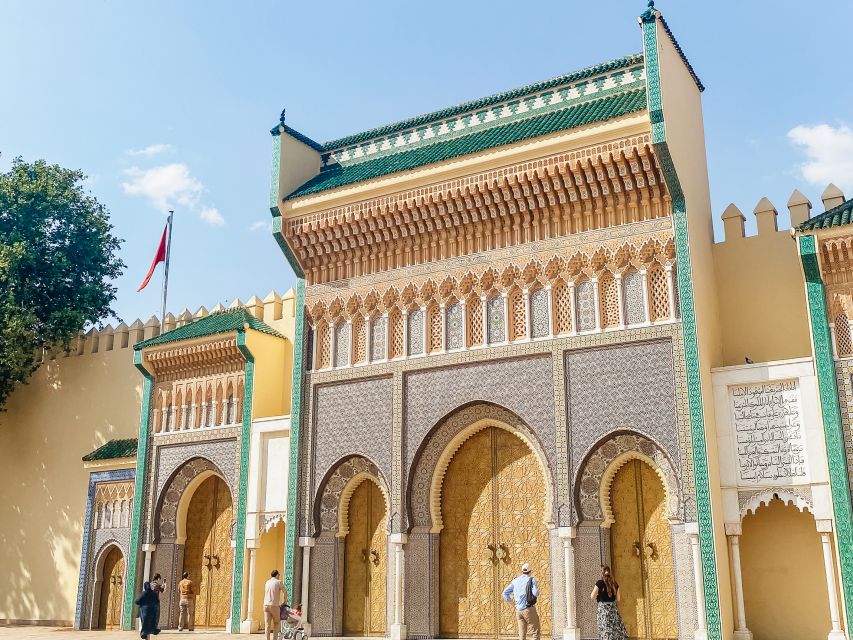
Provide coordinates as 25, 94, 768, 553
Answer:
321, 53, 644, 150
287, 88, 647, 199
134, 309, 284, 350
797, 198, 853, 232
82, 438, 138, 461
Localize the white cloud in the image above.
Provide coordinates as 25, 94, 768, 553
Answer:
199, 206, 225, 226
126, 143, 175, 157
788, 123, 853, 193
122, 163, 203, 212
249, 220, 270, 232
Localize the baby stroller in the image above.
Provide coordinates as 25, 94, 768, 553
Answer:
279, 603, 306, 640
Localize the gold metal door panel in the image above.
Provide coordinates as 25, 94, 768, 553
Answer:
184, 475, 233, 629
98, 547, 124, 629
609, 460, 676, 640
343, 479, 387, 636
440, 427, 551, 638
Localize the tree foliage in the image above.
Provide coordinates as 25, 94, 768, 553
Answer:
0, 158, 125, 407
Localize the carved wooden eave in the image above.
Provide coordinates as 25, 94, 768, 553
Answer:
820, 234, 853, 287
142, 334, 246, 379
282, 134, 671, 285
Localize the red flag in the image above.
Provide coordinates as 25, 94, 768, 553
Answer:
137, 225, 168, 291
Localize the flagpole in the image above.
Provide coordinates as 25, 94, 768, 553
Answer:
160, 211, 174, 333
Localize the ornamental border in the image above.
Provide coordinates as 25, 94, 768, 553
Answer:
642, 12, 721, 639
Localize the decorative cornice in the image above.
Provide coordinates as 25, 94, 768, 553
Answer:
143, 336, 245, 377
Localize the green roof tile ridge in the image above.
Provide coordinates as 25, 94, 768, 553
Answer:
287, 87, 647, 199
321, 53, 644, 151
797, 197, 853, 232
82, 438, 139, 461
134, 308, 284, 350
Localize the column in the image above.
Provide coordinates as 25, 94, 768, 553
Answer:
665, 264, 677, 321
439, 303, 447, 353
142, 543, 155, 583
640, 268, 651, 325
591, 277, 601, 332
390, 533, 408, 640
312, 322, 321, 370
614, 272, 625, 329
545, 283, 554, 338
522, 288, 531, 341
817, 520, 846, 640
402, 310, 409, 357
725, 523, 752, 640
345, 318, 353, 367
364, 313, 372, 364
501, 292, 509, 343
686, 523, 709, 640
558, 527, 580, 640
382, 311, 390, 361
299, 537, 316, 637
480, 294, 489, 346
327, 321, 336, 368
420, 305, 427, 354
459, 299, 467, 350
568, 282, 577, 335
241, 546, 259, 633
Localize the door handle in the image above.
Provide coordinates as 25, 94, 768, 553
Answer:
204, 554, 212, 567
646, 542, 658, 560
212, 555, 220, 568
495, 543, 508, 561
370, 549, 380, 565
632, 541, 643, 557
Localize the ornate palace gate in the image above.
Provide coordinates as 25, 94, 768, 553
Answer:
343, 479, 388, 636
97, 546, 124, 630
439, 427, 551, 638
610, 459, 677, 640
183, 475, 233, 629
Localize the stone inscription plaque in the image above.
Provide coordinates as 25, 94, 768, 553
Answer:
730, 379, 807, 484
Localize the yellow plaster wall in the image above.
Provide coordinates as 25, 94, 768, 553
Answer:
653, 18, 733, 638
740, 499, 832, 639
248, 524, 286, 623
0, 348, 142, 624
245, 329, 292, 419
712, 217, 811, 366
279, 133, 322, 203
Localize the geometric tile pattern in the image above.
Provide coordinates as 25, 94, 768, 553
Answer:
487, 296, 505, 344
531, 288, 549, 339
155, 457, 230, 541
576, 280, 596, 331
315, 455, 386, 535
408, 309, 424, 356
623, 270, 646, 325
152, 438, 238, 515
446, 302, 464, 350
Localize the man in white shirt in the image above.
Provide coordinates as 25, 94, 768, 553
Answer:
264, 569, 287, 640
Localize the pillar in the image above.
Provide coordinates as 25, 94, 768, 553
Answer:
558, 527, 580, 640
390, 533, 408, 640
614, 272, 625, 329
501, 292, 509, 343
142, 543, 155, 582
364, 313, 372, 364
545, 283, 554, 338
328, 321, 336, 367
665, 264, 677, 321
522, 288, 531, 341
481, 294, 489, 345
299, 537, 315, 637
568, 281, 577, 335
420, 305, 427, 354
725, 523, 752, 640
345, 318, 353, 367
591, 278, 601, 331
439, 303, 447, 353
639, 268, 651, 325
817, 520, 846, 640
686, 523, 709, 640
382, 311, 390, 361
241, 546, 259, 633
458, 299, 467, 350
402, 310, 409, 357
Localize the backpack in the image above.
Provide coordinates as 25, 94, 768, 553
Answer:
525, 576, 537, 607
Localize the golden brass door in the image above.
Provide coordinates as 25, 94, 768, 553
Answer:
343, 479, 387, 636
98, 546, 124, 629
610, 459, 676, 640
440, 427, 551, 638
183, 475, 234, 629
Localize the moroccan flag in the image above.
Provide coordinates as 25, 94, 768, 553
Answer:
137, 225, 168, 291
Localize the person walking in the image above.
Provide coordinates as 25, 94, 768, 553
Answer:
134, 581, 161, 639
590, 566, 627, 640
502, 562, 541, 640
177, 571, 195, 632
263, 569, 287, 640
150, 573, 165, 628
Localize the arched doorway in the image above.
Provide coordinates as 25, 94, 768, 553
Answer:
609, 458, 676, 640
182, 474, 233, 629
97, 546, 124, 629
438, 426, 551, 638
342, 478, 387, 636
741, 497, 831, 640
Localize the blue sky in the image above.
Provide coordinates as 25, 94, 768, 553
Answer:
3, 0, 852, 325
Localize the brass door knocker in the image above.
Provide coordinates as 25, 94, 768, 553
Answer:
645, 542, 658, 560
369, 549, 380, 565
495, 543, 508, 561
632, 541, 643, 557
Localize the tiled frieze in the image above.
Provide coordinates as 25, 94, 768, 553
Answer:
835, 359, 853, 495
315, 455, 387, 535
152, 437, 239, 504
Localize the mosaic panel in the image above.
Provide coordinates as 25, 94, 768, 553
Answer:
624, 270, 646, 325
834, 361, 853, 495
566, 340, 680, 489
371, 316, 387, 361
575, 526, 603, 637
445, 302, 463, 350
408, 309, 424, 355
487, 295, 505, 343
576, 280, 596, 331
404, 531, 434, 635
316, 455, 386, 534
156, 457, 230, 542
153, 438, 238, 503
309, 533, 338, 635
672, 525, 698, 639
313, 376, 393, 490
334, 321, 350, 367
531, 287, 549, 339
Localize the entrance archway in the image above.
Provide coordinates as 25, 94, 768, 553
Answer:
342, 477, 388, 636
96, 545, 124, 629
438, 426, 551, 638
182, 474, 233, 629
609, 458, 676, 640
741, 497, 831, 640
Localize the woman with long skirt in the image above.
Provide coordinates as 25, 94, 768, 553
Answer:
134, 581, 161, 639
590, 565, 628, 640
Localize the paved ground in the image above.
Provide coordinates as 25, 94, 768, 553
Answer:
0, 628, 238, 639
